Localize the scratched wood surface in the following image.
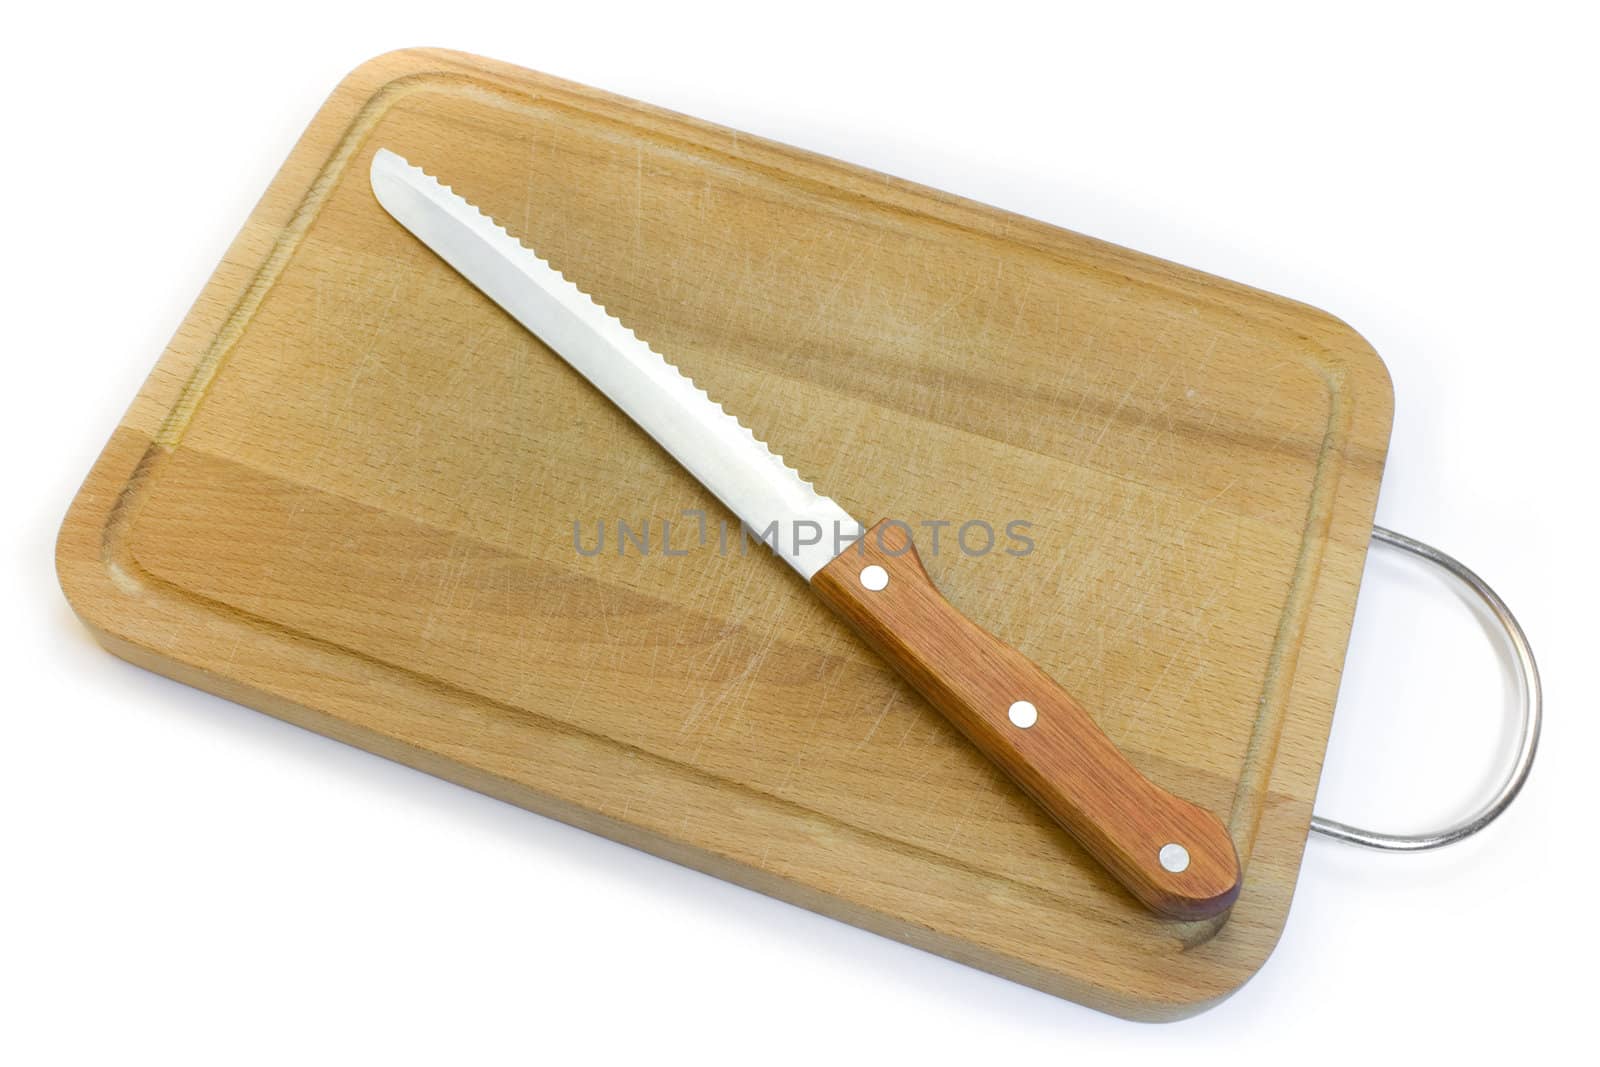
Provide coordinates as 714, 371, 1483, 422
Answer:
57, 49, 1392, 1019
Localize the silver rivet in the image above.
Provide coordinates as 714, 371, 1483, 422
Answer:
860, 564, 889, 591
1007, 700, 1037, 728
1159, 843, 1190, 873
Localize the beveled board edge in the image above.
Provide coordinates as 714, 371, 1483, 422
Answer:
56, 48, 1394, 1019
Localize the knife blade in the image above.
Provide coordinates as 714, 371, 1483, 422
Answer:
369, 148, 1241, 920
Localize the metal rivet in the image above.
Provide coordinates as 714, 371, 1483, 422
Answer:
860, 564, 889, 591
1159, 843, 1190, 873
1007, 700, 1038, 728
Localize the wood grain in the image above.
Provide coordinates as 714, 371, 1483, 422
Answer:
55, 48, 1392, 1018
813, 520, 1241, 919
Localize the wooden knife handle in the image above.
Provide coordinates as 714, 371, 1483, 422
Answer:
811, 520, 1241, 920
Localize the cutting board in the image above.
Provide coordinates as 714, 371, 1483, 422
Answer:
57, 48, 1392, 1019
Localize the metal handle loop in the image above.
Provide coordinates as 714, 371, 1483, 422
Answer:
1309, 526, 1542, 851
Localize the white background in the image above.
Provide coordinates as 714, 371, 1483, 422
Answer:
4, 1, 1594, 1062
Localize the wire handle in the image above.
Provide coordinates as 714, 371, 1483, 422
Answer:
1310, 526, 1542, 851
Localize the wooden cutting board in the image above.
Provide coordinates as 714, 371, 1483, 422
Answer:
56, 48, 1392, 1019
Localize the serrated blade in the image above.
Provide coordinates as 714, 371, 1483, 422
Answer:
370, 149, 860, 578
